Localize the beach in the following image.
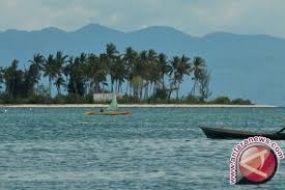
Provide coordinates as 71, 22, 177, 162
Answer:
0, 104, 278, 108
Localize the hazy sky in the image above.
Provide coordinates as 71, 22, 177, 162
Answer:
0, 0, 284, 38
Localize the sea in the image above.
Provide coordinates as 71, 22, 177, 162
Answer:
0, 107, 285, 190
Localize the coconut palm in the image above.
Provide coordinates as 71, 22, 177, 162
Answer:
113, 55, 127, 94
42, 54, 57, 97
177, 55, 191, 98
0, 66, 6, 91
77, 53, 90, 95
53, 51, 68, 96
169, 55, 191, 99
145, 49, 160, 99
157, 53, 171, 88
54, 76, 66, 96
64, 56, 86, 97
29, 53, 44, 71
198, 69, 212, 102
125, 48, 144, 99
0, 42, 213, 103
191, 56, 205, 95
104, 43, 119, 92
137, 50, 148, 99
122, 47, 138, 96
87, 53, 108, 93
27, 53, 45, 95
168, 56, 180, 99
2, 59, 23, 97
23, 63, 41, 96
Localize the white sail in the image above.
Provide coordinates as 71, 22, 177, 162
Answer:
106, 93, 118, 111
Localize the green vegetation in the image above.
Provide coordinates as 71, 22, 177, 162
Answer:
208, 96, 253, 105
0, 43, 252, 105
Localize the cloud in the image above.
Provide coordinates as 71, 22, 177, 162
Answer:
0, 0, 284, 38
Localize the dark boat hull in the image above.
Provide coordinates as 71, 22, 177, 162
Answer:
200, 126, 285, 140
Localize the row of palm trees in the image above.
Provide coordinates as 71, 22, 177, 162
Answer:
0, 43, 211, 102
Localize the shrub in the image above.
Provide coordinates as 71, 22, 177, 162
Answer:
210, 96, 231, 104
231, 98, 252, 105
186, 94, 200, 104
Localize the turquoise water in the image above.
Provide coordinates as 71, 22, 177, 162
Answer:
1, 107, 285, 189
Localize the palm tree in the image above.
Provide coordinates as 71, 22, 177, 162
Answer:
122, 47, 138, 96
137, 50, 148, 99
53, 51, 68, 96
199, 69, 211, 102
77, 53, 89, 95
168, 56, 180, 99
169, 55, 191, 99
54, 76, 66, 96
64, 56, 86, 97
157, 53, 171, 88
87, 54, 108, 93
29, 53, 44, 71
191, 56, 205, 96
42, 54, 57, 97
104, 43, 119, 92
0, 66, 4, 90
176, 55, 191, 99
2, 59, 24, 97
113, 55, 127, 94
146, 49, 160, 99
23, 64, 40, 96
27, 53, 45, 95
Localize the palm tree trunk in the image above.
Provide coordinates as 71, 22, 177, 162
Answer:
49, 77, 52, 97
191, 81, 198, 95
176, 83, 180, 100
144, 81, 148, 100
73, 81, 78, 98
57, 86, 60, 96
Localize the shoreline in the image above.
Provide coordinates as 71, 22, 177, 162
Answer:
0, 104, 278, 108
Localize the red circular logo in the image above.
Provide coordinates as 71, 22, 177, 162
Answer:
238, 144, 278, 184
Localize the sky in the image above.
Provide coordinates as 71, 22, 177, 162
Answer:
0, 0, 284, 38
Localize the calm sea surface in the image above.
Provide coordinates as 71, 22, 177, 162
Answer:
1, 107, 285, 189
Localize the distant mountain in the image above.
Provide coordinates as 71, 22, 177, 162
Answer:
0, 23, 285, 106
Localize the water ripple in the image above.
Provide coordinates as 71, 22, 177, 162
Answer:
0, 107, 285, 189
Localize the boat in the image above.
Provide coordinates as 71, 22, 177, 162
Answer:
199, 125, 285, 140
84, 93, 130, 115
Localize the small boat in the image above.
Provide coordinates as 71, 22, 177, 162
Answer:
84, 93, 130, 116
199, 125, 285, 140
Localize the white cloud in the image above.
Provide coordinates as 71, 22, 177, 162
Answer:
0, 0, 284, 38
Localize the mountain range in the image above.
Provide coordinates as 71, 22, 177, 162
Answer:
0, 23, 285, 106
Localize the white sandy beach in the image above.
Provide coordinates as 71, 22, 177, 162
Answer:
0, 104, 278, 108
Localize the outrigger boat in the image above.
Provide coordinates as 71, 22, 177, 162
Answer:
199, 125, 285, 140
84, 93, 130, 116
